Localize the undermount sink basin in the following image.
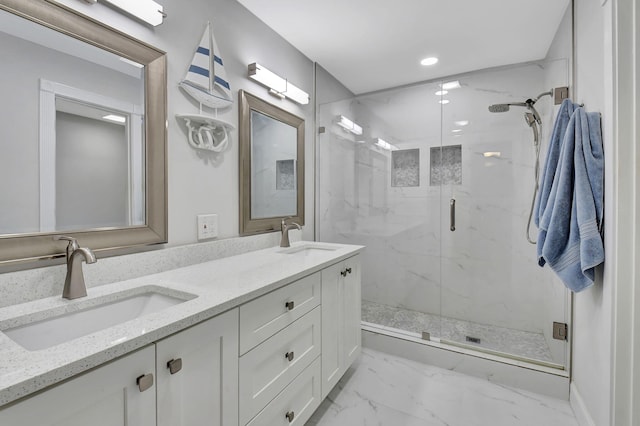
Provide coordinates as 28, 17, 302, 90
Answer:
278, 244, 339, 255
2, 288, 195, 351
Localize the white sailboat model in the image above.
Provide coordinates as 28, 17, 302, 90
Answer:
180, 22, 233, 108
177, 22, 234, 152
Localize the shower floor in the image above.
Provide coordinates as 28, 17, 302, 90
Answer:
362, 300, 554, 363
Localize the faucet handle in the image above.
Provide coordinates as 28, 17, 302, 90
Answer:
281, 216, 293, 231
53, 235, 79, 262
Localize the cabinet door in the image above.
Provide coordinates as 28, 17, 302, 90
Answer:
321, 260, 345, 399
343, 255, 362, 367
156, 309, 239, 426
321, 255, 362, 399
0, 346, 156, 426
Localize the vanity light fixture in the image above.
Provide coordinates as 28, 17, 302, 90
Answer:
374, 138, 398, 151
337, 115, 363, 135
103, 114, 126, 123
85, 0, 166, 26
441, 80, 461, 90
248, 63, 310, 105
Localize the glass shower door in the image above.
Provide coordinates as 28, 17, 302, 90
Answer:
438, 63, 569, 367
317, 80, 444, 342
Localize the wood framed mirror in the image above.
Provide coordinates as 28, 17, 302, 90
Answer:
0, 0, 167, 265
239, 90, 304, 235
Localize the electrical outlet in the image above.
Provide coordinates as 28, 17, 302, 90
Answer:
197, 214, 218, 240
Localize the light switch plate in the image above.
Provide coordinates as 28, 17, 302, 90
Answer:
197, 214, 218, 240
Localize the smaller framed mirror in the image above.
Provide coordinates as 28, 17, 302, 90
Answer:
239, 90, 304, 235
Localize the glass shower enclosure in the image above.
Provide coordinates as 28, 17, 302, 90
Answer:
316, 29, 572, 369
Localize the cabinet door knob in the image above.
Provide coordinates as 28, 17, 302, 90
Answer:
167, 358, 183, 375
340, 269, 347, 277
285, 351, 295, 362
346, 267, 352, 274
285, 301, 295, 311
136, 373, 154, 392
285, 411, 295, 422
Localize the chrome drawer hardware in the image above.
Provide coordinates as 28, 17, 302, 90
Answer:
167, 358, 183, 375
285, 351, 295, 362
285, 301, 295, 311
340, 269, 347, 277
136, 373, 154, 392
285, 411, 295, 422
345, 267, 352, 274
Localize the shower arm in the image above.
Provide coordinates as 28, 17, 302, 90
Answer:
533, 90, 553, 102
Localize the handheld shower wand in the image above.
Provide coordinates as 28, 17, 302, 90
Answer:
487, 89, 553, 244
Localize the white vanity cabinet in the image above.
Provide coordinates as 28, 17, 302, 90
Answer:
0, 309, 239, 426
0, 345, 157, 426
239, 272, 322, 426
321, 254, 362, 399
0, 246, 363, 426
156, 308, 239, 426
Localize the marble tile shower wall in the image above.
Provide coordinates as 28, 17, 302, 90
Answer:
318, 63, 567, 363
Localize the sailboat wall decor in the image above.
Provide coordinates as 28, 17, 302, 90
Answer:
179, 22, 233, 108
177, 21, 234, 153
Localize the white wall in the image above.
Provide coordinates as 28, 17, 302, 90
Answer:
51, 0, 315, 245
56, 112, 129, 230
571, 0, 613, 425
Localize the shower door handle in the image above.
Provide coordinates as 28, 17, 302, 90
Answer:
450, 199, 456, 232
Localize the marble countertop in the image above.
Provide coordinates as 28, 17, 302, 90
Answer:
0, 241, 364, 407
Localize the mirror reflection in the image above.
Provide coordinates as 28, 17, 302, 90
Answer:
0, 7, 145, 235
250, 110, 298, 219
239, 90, 305, 235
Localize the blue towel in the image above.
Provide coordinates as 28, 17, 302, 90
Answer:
537, 107, 604, 292
534, 98, 579, 258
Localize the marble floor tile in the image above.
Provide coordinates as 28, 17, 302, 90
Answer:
307, 348, 578, 426
362, 300, 554, 363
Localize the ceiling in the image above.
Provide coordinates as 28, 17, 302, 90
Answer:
236, 0, 571, 94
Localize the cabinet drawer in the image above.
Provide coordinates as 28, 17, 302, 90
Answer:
246, 357, 321, 426
240, 272, 320, 355
239, 307, 321, 425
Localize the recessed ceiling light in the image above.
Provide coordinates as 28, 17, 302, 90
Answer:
439, 99, 450, 105
454, 120, 469, 126
441, 80, 461, 90
435, 90, 448, 96
420, 57, 439, 66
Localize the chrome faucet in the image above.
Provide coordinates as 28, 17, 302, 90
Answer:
54, 236, 97, 300
280, 217, 301, 248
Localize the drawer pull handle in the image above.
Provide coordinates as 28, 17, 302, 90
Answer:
346, 267, 352, 274
285, 351, 295, 362
340, 269, 347, 277
286, 411, 295, 422
167, 358, 182, 375
136, 373, 154, 392
285, 301, 295, 311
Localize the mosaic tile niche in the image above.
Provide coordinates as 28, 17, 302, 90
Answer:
430, 145, 462, 185
391, 149, 420, 187
276, 159, 295, 190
